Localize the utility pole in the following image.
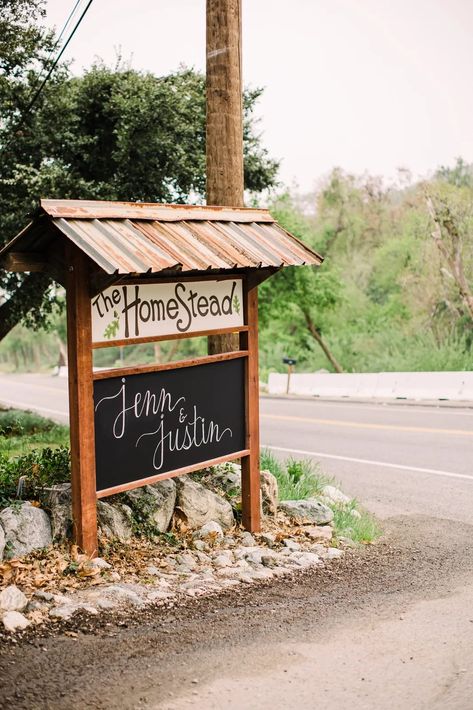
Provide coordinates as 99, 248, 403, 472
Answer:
206, 0, 243, 355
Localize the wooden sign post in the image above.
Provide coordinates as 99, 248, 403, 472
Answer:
66, 245, 98, 556
66, 258, 261, 556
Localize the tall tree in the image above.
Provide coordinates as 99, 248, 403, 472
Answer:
0, 59, 278, 337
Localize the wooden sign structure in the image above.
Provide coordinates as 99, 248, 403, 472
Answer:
0, 199, 322, 556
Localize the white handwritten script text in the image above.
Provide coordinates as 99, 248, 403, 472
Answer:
95, 378, 233, 472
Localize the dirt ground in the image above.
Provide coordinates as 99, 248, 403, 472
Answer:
1, 514, 473, 709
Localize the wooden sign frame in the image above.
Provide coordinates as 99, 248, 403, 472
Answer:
66, 243, 261, 556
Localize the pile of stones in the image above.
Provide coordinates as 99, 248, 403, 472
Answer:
0, 464, 359, 632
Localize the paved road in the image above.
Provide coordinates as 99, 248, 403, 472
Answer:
1, 372, 472, 523
2, 373, 473, 709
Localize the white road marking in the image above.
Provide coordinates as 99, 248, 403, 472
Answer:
263, 444, 473, 482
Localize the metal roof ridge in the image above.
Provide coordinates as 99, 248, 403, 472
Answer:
39, 199, 275, 223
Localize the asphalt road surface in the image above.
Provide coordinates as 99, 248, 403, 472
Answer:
1, 372, 473, 709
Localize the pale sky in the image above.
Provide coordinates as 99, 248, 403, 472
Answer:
45, 0, 473, 192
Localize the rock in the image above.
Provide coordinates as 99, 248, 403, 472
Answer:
176, 553, 196, 568
90, 557, 112, 570
279, 499, 333, 525
305, 526, 333, 542
50, 504, 73, 541
208, 464, 278, 516
175, 479, 234, 530
282, 538, 301, 551
46, 483, 72, 507
193, 521, 224, 541
97, 501, 133, 541
260, 470, 278, 516
326, 548, 344, 560
240, 532, 256, 547
0, 502, 52, 558
49, 605, 76, 620
2, 610, 30, 632
213, 554, 233, 569
34, 590, 54, 602
99, 584, 145, 607
350, 508, 362, 519
322, 485, 351, 505
259, 532, 276, 546
289, 552, 321, 568
145, 565, 161, 576
193, 540, 208, 552
0, 523, 5, 560
123, 479, 176, 534
338, 536, 357, 548
46, 483, 72, 541
0, 585, 28, 612
148, 590, 173, 601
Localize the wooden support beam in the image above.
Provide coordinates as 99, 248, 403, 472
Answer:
66, 245, 98, 557
206, 0, 244, 207
206, 0, 243, 355
240, 278, 261, 532
2, 252, 46, 272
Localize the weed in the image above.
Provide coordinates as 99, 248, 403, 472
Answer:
260, 449, 333, 500
331, 500, 381, 544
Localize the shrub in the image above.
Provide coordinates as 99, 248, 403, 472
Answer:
0, 446, 71, 507
0, 409, 57, 437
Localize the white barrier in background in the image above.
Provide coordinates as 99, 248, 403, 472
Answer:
267, 371, 473, 401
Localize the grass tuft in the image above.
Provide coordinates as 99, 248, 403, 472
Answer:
331, 500, 381, 544
260, 448, 334, 501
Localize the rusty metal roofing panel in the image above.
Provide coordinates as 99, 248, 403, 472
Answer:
0, 199, 323, 276
41, 199, 274, 223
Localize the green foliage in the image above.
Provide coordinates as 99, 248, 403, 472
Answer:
0, 32, 279, 330
0, 408, 56, 436
122, 491, 162, 540
0, 445, 70, 507
260, 164, 473, 375
331, 501, 381, 544
260, 449, 333, 500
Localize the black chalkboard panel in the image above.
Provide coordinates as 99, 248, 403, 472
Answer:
93, 357, 246, 492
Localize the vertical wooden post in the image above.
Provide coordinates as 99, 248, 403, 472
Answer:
240, 278, 261, 532
206, 0, 244, 207
66, 244, 98, 557
206, 0, 243, 355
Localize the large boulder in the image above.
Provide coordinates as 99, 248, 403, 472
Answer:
0, 523, 5, 560
97, 501, 133, 541
122, 479, 176, 535
279, 498, 333, 525
0, 502, 52, 558
175, 478, 234, 530
206, 464, 279, 516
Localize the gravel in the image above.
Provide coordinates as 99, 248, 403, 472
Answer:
1, 515, 473, 709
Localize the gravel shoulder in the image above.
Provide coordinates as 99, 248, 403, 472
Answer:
2, 513, 473, 709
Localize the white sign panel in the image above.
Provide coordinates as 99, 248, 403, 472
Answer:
91, 279, 244, 344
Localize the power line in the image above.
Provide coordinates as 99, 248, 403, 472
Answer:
36, 0, 85, 86
1, 0, 95, 157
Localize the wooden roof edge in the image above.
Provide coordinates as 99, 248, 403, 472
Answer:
40, 199, 275, 223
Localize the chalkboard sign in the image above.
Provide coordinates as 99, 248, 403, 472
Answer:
93, 357, 246, 493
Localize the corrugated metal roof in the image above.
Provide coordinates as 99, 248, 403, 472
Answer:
0, 199, 323, 276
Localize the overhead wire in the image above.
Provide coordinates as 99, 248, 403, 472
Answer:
1, 0, 95, 157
